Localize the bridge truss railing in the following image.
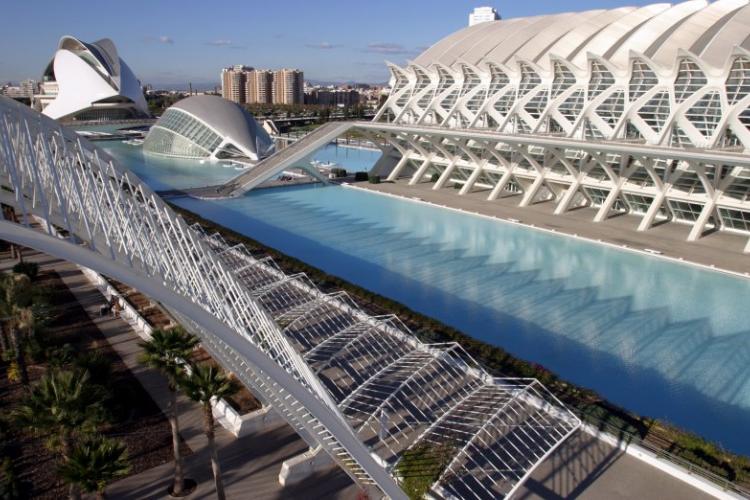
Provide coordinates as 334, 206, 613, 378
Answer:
198, 228, 581, 498
0, 96, 580, 499
0, 96, 400, 497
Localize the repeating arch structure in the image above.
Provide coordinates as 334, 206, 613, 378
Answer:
0, 96, 579, 498
375, 0, 750, 245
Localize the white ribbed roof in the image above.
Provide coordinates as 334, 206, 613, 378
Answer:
413, 0, 750, 70
169, 95, 274, 159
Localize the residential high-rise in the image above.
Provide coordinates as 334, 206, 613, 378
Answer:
221, 66, 303, 105
468, 6, 500, 26
221, 65, 252, 104
246, 69, 273, 104
272, 69, 304, 105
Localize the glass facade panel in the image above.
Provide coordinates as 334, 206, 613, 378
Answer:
718, 207, 750, 232
668, 199, 705, 222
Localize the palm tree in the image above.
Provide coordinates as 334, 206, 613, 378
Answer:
138, 328, 198, 496
181, 363, 239, 500
57, 435, 130, 500
13, 369, 108, 500
0, 273, 33, 386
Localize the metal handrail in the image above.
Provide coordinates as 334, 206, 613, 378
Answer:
577, 409, 750, 496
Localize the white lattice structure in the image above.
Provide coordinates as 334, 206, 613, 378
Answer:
0, 96, 579, 498
373, 0, 750, 246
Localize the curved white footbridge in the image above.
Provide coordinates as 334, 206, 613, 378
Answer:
0, 96, 583, 499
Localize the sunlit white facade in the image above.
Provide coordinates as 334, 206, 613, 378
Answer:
143, 95, 275, 161
375, 0, 750, 246
36, 36, 149, 122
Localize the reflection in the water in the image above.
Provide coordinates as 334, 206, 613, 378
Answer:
176, 184, 750, 455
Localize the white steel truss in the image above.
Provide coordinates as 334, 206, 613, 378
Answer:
0, 96, 579, 498
369, 2, 750, 246
360, 122, 750, 251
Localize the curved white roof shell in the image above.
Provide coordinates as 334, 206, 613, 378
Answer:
41, 36, 148, 121
413, 0, 750, 70
377, 0, 750, 152
143, 95, 275, 161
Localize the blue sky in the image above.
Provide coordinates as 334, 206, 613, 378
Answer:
0, 0, 657, 87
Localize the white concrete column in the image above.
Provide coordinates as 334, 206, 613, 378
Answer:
458, 163, 486, 195
519, 174, 547, 207
593, 179, 626, 222
554, 179, 583, 215
386, 155, 411, 181
487, 169, 515, 201
433, 159, 458, 190
687, 200, 716, 241
637, 192, 666, 232
745, 236, 750, 254
408, 157, 433, 186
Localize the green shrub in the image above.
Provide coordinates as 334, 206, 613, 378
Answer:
330, 168, 347, 178
395, 443, 455, 499
0, 456, 22, 499
12, 262, 38, 280
368, 175, 381, 184
353, 172, 368, 182
430, 173, 440, 183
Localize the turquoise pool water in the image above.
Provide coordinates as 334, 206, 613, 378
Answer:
174, 184, 750, 454
98, 141, 381, 191
303, 143, 382, 172
98, 135, 749, 454
100, 141, 244, 191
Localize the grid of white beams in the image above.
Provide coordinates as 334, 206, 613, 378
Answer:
358, 123, 750, 250
0, 96, 580, 499
200, 229, 580, 499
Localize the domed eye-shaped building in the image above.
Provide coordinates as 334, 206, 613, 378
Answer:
143, 95, 275, 162
38, 36, 149, 121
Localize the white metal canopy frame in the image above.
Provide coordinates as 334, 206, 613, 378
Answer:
0, 96, 580, 498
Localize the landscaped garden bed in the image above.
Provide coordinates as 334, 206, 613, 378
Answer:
0, 259, 191, 498
172, 203, 750, 491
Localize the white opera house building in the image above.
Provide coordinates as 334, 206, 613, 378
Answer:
34, 36, 149, 122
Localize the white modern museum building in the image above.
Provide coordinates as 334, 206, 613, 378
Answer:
373, 0, 750, 248
35, 36, 149, 122
143, 95, 275, 162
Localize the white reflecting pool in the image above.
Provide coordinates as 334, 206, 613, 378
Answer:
175, 184, 750, 454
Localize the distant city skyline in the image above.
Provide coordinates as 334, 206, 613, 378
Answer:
0, 0, 659, 86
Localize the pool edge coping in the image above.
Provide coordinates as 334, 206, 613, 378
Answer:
342, 183, 750, 282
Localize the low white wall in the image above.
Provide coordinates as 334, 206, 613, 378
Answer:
278, 445, 334, 486
581, 424, 744, 500
214, 403, 284, 438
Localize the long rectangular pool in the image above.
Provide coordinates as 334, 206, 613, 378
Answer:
96, 134, 748, 455
174, 183, 750, 455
